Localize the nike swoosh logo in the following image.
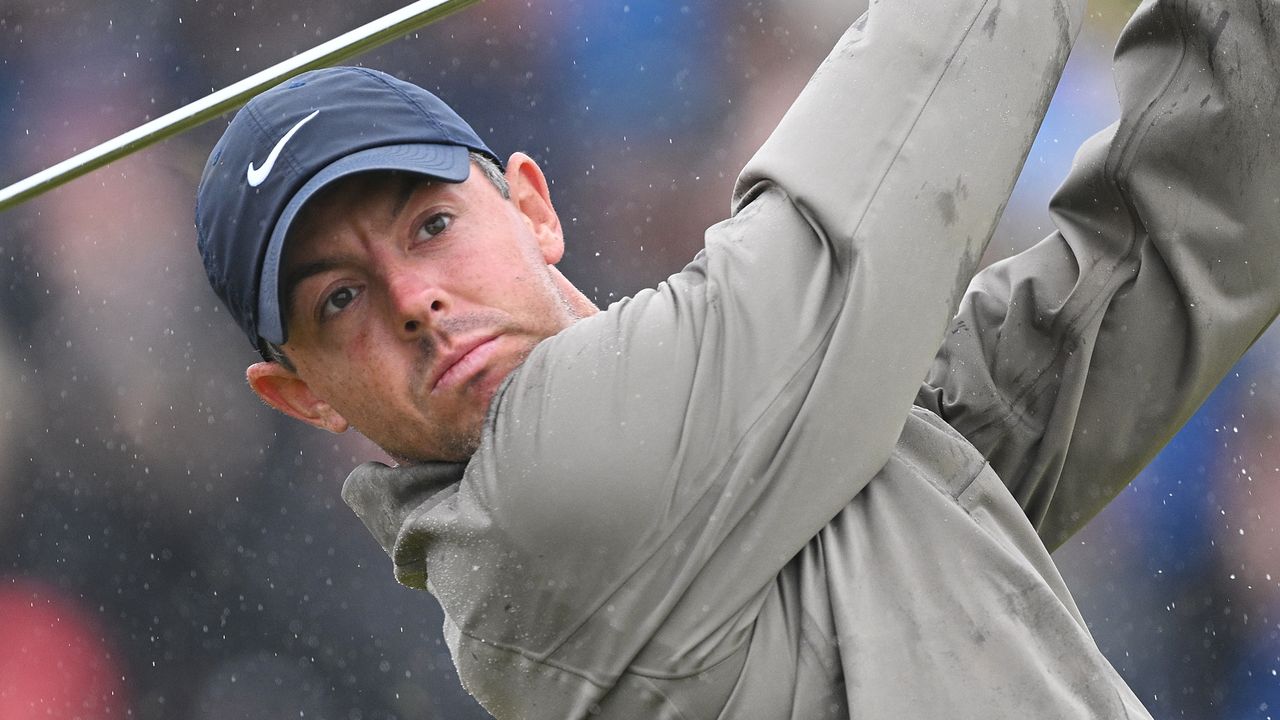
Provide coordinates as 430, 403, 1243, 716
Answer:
247, 109, 320, 187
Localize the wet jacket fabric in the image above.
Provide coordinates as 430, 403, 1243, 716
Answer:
342, 0, 1280, 717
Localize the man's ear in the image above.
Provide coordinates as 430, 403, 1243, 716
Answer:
246, 361, 350, 434
504, 151, 564, 264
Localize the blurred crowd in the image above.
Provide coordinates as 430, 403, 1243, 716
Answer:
0, 1, 1275, 718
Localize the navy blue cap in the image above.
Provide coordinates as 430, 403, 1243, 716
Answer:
195, 66, 500, 350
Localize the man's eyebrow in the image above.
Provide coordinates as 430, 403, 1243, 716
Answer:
281, 174, 430, 320
282, 257, 345, 318
390, 174, 429, 220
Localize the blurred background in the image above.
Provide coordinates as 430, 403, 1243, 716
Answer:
0, 0, 1276, 718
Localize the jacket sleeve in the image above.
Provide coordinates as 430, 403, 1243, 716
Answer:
916, 0, 1280, 551
377, 3, 1085, 716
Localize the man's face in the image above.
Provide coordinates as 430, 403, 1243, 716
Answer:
259, 155, 585, 462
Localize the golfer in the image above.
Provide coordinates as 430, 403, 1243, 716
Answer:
195, 0, 1280, 717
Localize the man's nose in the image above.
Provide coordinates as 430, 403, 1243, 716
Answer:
386, 269, 445, 338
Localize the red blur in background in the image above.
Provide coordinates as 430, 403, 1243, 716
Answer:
0, 579, 128, 719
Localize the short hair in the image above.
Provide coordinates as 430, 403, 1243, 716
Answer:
471, 151, 510, 199
258, 150, 509, 367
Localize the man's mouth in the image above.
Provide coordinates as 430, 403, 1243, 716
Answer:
431, 336, 501, 394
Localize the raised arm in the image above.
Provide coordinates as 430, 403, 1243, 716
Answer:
470, 0, 1086, 599
917, 0, 1280, 550
346, 3, 1088, 716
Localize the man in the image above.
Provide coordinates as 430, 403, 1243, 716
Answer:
195, 0, 1280, 717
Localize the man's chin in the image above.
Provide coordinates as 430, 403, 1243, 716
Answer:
369, 359, 506, 465
374, 424, 482, 466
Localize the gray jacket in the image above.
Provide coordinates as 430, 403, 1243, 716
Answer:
343, 0, 1280, 717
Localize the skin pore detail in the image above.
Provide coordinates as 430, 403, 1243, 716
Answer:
245, 153, 598, 463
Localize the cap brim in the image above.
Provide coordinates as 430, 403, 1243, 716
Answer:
256, 143, 472, 346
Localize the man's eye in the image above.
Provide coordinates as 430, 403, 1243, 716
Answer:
321, 286, 361, 319
416, 213, 452, 241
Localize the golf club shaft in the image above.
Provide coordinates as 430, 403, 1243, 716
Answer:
0, 0, 480, 213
